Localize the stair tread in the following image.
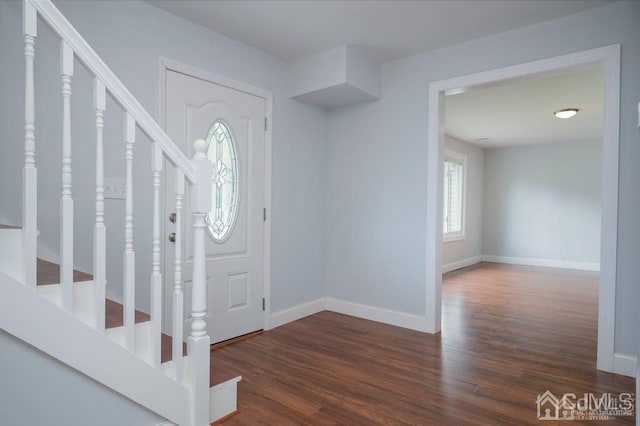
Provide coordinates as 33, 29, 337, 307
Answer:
37, 257, 92, 285
105, 299, 151, 328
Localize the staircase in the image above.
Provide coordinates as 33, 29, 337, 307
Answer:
0, 1, 239, 424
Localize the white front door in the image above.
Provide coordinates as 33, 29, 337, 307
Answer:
163, 69, 266, 344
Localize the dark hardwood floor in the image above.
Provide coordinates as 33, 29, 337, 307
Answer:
31, 253, 634, 423
211, 263, 634, 425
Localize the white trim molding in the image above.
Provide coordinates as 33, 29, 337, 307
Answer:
426, 45, 621, 372
269, 298, 326, 329
442, 256, 482, 274
481, 255, 600, 272
612, 353, 638, 378
326, 298, 428, 332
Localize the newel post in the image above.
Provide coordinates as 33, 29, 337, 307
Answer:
187, 139, 212, 426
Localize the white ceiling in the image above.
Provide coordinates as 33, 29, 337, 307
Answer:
146, 0, 613, 64
146, 0, 608, 147
445, 66, 604, 148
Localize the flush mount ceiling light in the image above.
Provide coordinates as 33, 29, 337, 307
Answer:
445, 87, 468, 96
554, 108, 579, 119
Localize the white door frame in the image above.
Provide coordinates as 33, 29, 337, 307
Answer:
158, 57, 274, 332
425, 45, 620, 372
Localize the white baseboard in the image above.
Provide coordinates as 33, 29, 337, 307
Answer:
442, 255, 482, 273
613, 353, 638, 378
326, 298, 427, 332
481, 255, 600, 272
270, 297, 428, 333
269, 298, 326, 329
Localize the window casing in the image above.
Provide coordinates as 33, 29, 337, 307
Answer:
443, 150, 466, 242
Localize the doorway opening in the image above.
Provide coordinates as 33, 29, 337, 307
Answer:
425, 45, 620, 372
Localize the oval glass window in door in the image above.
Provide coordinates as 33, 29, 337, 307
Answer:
205, 120, 239, 242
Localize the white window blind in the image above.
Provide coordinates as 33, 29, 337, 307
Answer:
443, 152, 465, 239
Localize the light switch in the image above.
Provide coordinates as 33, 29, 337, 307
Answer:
104, 178, 126, 199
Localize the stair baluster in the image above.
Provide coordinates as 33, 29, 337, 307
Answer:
150, 143, 163, 367
60, 40, 74, 311
93, 78, 107, 333
173, 170, 185, 382
23, 0, 37, 288
124, 112, 136, 351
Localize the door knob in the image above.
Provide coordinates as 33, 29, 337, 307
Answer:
169, 213, 176, 223
168, 232, 176, 243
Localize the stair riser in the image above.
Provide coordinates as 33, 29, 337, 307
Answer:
210, 377, 242, 423
37, 280, 95, 328
0, 230, 24, 282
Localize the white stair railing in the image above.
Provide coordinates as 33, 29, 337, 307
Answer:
21, 0, 213, 424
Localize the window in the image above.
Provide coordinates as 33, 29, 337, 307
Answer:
443, 150, 466, 241
205, 120, 239, 242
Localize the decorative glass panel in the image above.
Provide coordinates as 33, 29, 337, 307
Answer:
205, 121, 238, 242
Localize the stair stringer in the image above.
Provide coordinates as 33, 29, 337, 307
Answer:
0, 271, 190, 425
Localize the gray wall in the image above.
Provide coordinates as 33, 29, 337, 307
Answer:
0, 0, 637, 358
0, 330, 163, 426
442, 136, 484, 267
483, 140, 601, 264
0, 0, 328, 314
326, 0, 640, 354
